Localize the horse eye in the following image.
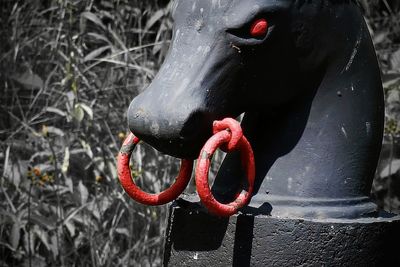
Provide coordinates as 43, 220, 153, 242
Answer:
250, 19, 268, 38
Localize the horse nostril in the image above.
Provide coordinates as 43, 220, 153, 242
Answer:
180, 111, 212, 141
128, 109, 143, 131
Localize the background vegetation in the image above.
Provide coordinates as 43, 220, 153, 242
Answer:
0, 0, 399, 266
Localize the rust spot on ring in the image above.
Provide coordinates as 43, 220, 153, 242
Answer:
120, 144, 136, 154
201, 151, 212, 160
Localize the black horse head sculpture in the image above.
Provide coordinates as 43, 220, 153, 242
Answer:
128, 0, 384, 219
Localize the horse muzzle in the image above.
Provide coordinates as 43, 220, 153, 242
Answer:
127, 89, 214, 159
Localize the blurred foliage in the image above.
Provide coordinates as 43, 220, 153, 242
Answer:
0, 0, 400, 266
361, 0, 400, 135
362, 0, 400, 213
0, 0, 176, 266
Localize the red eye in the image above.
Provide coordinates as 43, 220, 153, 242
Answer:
250, 19, 268, 38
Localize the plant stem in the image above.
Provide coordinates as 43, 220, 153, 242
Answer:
28, 181, 33, 267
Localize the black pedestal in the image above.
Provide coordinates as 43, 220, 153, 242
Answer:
164, 200, 400, 266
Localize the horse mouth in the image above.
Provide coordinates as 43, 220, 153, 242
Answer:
136, 133, 210, 160
128, 100, 218, 159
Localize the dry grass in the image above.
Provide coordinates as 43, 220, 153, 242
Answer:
0, 0, 175, 266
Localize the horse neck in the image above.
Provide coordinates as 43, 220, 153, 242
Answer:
213, 7, 384, 218
245, 14, 384, 201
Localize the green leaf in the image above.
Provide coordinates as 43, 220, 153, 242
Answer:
80, 140, 94, 159
78, 181, 89, 205
145, 10, 164, 30
30, 213, 55, 230
23, 229, 35, 258
65, 176, 74, 193
380, 160, 400, 178
390, 48, 400, 71
46, 126, 65, 137
33, 225, 50, 251
65, 221, 76, 237
61, 147, 70, 174
115, 228, 130, 237
72, 104, 85, 122
107, 161, 117, 179
11, 70, 44, 89
81, 12, 106, 30
49, 234, 59, 259
10, 222, 20, 250
78, 103, 94, 120
45, 107, 67, 117
373, 31, 387, 45
87, 32, 111, 44
84, 45, 111, 62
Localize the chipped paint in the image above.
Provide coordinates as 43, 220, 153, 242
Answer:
341, 126, 348, 139
288, 177, 293, 191
366, 122, 371, 136
119, 144, 136, 154
231, 43, 241, 53
343, 25, 363, 73
150, 121, 160, 135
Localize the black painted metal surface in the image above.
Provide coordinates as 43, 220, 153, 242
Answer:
165, 204, 400, 266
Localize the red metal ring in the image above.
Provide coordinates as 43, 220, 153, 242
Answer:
196, 120, 255, 217
213, 118, 243, 152
117, 133, 193, 206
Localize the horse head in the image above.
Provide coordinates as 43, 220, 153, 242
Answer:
127, 0, 384, 218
